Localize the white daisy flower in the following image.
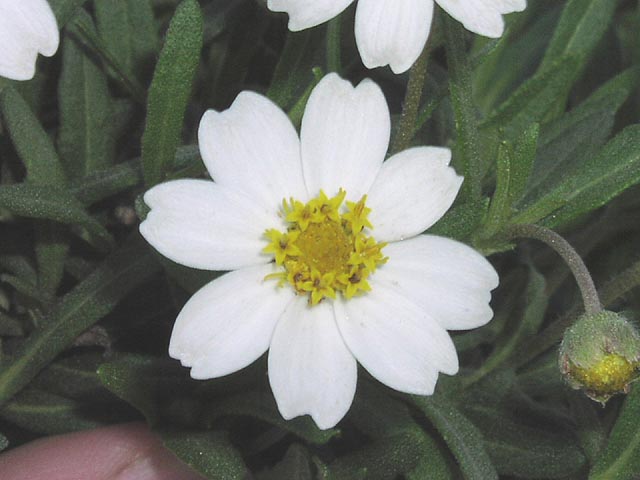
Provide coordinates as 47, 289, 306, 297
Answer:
0, 0, 59, 81
140, 73, 498, 430
267, 0, 527, 73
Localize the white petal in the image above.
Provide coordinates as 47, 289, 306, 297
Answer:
140, 179, 275, 271
492, 0, 527, 14
269, 298, 357, 430
437, 0, 523, 38
267, 0, 355, 31
198, 91, 307, 215
334, 284, 459, 395
300, 73, 390, 200
367, 147, 462, 242
169, 264, 295, 379
355, 0, 433, 74
375, 235, 499, 330
0, 0, 59, 81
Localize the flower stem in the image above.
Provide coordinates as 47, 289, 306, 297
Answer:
326, 16, 342, 73
390, 45, 430, 155
505, 224, 602, 316
516, 258, 640, 368
443, 15, 482, 201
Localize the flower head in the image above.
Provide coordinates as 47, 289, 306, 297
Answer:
140, 73, 499, 429
0, 0, 59, 81
267, 0, 526, 73
559, 311, 640, 403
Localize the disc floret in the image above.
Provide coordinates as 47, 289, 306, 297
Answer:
263, 189, 387, 305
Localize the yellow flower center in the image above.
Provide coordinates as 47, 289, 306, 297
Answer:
572, 354, 639, 396
263, 189, 387, 305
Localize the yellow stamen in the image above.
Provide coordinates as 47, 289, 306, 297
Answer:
263, 189, 386, 305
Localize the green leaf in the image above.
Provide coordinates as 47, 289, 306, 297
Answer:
0, 389, 105, 434
328, 429, 441, 480
0, 236, 159, 408
429, 198, 490, 242
162, 430, 249, 480
0, 432, 8, 452
49, 0, 89, 27
32, 354, 111, 401
141, 0, 203, 187
58, 29, 115, 179
0, 312, 23, 337
481, 55, 581, 139
522, 68, 638, 203
465, 405, 586, 478
589, 385, 640, 480
411, 395, 498, 480
257, 444, 313, 480
0, 87, 66, 186
473, 7, 560, 113
97, 354, 194, 426
209, 390, 339, 445
69, 9, 146, 103
541, 0, 620, 72
267, 29, 322, 111
94, 0, 158, 80
444, 15, 482, 201
518, 125, 640, 227
508, 123, 539, 206
0, 184, 113, 251
35, 221, 69, 298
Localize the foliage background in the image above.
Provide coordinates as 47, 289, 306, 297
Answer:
1, 0, 640, 478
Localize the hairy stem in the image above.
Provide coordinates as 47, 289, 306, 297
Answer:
506, 224, 601, 315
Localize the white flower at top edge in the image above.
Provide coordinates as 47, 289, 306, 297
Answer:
140, 73, 499, 430
267, 0, 527, 74
0, 0, 59, 81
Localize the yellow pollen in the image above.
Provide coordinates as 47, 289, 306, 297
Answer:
262, 189, 387, 305
572, 354, 638, 396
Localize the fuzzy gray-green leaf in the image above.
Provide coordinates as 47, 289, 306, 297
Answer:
141, 0, 203, 187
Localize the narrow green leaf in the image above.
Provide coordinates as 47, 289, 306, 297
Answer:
268, 29, 322, 111
541, 0, 620, 71
69, 10, 146, 103
35, 222, 69, 298
49, 0, 89, 27
32, 354, 109, 400
0, 312, 23, 337
412, 395, 498, 480
466, 406, 586, 478
1, 87, 70, 297
0, 184, 113, 251
209, 391, 338, 445
0, 389, 105, 434
95, 0, 158, 79
58, 30, 115, 179
0, 87, 66, 186
522, 67, 638, 203
519, 125, 640, 226
444, 15, 482, 201
141, 0, 203, 187
0, 236, 159, 408
508, 123, 539, 205
97, 354, 194, 426
162, 430, 249, 480
485, 142, 513, 232
481, 55, 581, 139
429, 198, 490, 242
258, 444, 313, 480
328, 429, 438, 480
473, 7, 560, 113
589, 385, 640, 480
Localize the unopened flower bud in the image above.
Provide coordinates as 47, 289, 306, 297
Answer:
558, 311, 640, 403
